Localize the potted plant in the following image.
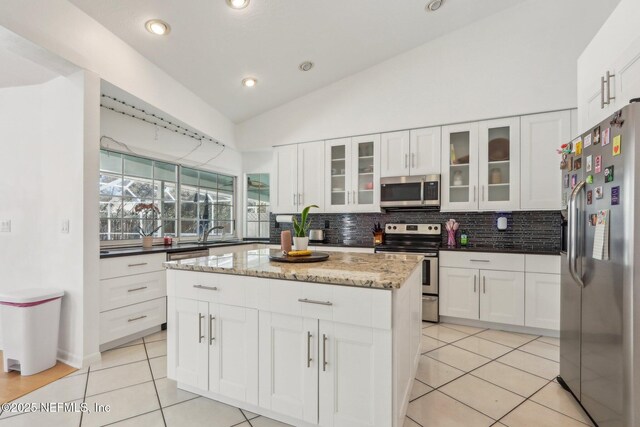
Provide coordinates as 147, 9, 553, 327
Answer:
292, 204, 318, 251
134, 202, 162, 248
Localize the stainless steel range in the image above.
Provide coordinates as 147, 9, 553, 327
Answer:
374, 223, 441, 322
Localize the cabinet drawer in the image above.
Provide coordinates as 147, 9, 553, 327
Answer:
440, 251, 524, 271
525, 255, 560, 274
100, 271, 167, 312
100, 253, 166, 280
168, 270, 246, 306
100, 297, 166, 345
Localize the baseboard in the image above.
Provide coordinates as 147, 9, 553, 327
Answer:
55, 348, 102, 369
439, 316, 559, 338
99, 325, 161, 352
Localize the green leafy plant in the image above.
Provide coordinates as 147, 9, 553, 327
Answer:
292, 204, 319, 238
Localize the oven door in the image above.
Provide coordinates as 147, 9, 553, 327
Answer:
422, 255, 438, 294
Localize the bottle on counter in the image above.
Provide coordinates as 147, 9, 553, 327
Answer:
281, 230, 292, 254
460, 231, 468, 246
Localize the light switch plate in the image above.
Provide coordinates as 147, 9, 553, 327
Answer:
61, 220, 70, 234
0, 219, 11, 232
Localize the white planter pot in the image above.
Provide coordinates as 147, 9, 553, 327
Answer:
293, 237, 309, 251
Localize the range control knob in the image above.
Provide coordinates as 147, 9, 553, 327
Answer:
387, 225, 392, 230
434, 226, 439, 231
393, 226, 397, 230
428, 226, 433, 230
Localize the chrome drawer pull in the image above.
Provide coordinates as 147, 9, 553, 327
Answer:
298, 298, 333, 306
193, 285, 218, 291
128, 315, 147, 323
127, 286, 148, 293
469, 259, 490, 262
127, 262, 148, 267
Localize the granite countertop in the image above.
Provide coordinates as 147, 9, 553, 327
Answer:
100, 240, 261, 259
164, 248, 422, 289
439, 246, 561, 256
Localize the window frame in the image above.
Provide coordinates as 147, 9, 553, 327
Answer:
99, 149, 237, 247
244, 172, 271, 239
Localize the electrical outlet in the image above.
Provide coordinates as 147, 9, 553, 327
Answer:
324, 220, 330, 228
61, 220, 70, 234
0, 219, 10, 232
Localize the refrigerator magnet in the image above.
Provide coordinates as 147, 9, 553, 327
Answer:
571, 174, 577, 189
593, 126, 601, 144
563, 174, 570, 188
605, 165, 614, 183
586, 175, 594, 184
612, 186, 620, 205
589, 213, 597, 226
584, 133, 592, 148
595, 186, 604, 199
568, 157, 573, 171
586, 155, 592, 172
575, 141, 583, 155
574, 158, 582, 170
587, 190, 593, 205
602, 127, 611, 146
613, 135, 621, 156
595, 155, 602, 173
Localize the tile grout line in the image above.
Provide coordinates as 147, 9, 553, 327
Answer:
78, 365, 91, 427
101, 409, 161, 426
143, 337, 168, 427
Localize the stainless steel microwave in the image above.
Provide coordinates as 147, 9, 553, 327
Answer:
380, 175, 440, 208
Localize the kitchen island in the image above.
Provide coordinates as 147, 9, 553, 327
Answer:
165, 248, 422, 427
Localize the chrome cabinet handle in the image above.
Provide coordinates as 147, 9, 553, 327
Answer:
127, 286, 148, 293
353, 190, 356, 205
606, 71, 615, 105
198, 313, 205, 343
307, 331, 313, 368
298, 298, 333, 306
127, 262, 148, 267
322, 334, 328, 372
412, 153, 416, 168
473, 185, 476, 202
601, 75, 606, 109
299, 193, 303, 205
193, 285, 218, 291
568, 180, 586, 288
482, 185, 485, 201
128, 315, 147, 322
347, 191, 350, 204
470, 259, 490, 263
293, 193, 296, 206
209, 315, 215, 345
405, 154, 408, 168
483, 276, 486, 294
473, 275, 477, 293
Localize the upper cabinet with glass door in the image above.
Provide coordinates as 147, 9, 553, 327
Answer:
325, 135, 380, 213
441, 123, 479, 211
478, 118, 520, 211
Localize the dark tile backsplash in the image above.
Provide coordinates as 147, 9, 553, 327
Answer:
270, 210, 562, 252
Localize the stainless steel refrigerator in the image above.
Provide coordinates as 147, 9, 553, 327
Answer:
559, 102, 640, 427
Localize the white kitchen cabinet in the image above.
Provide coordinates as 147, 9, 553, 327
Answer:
325, 135, 380, 213
478, 118, 520, 211
272, 142, 325, 213
272, 144, 298, 213
259, 312, 318, 424
614, 35, 640, 113
381, 128, 441, 178
520, 111, 570, 210
170, 297, 258, 403
441, 122, 479, 211
479, 270, 525, 326
439, 267, 479, 320
525, 273, 560, 330
319, 320, 391, 427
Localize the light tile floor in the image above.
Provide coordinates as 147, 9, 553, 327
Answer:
0, 325, 593, 427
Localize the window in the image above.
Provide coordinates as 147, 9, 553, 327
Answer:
179, 167, 236, 239
99, 150, 235, 242
245, 173, 270, 238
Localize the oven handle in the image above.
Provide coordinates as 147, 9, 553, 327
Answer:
375, 250, 438, 257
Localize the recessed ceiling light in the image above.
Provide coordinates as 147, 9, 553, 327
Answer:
145, 19, 171, 35
426, 0, 444, 12
299, 61, 314, 72
242, 77, 257, 88
226, 0, 250, 9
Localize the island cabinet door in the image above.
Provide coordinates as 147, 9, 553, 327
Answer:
319, 321, 392, 427
208, 303, 258, 405
259, 312, 319, 424
173, 298, 209, 391
439, 267, 479, 320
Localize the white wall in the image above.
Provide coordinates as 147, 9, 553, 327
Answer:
0, 0, 236, 148
0, 71, 101, 367
236, 0, 620, 150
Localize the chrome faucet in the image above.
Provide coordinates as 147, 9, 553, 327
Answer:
199, 225, 225, 243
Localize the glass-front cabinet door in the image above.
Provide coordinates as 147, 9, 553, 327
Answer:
441, 123, 479, 211
325, 138, 352, 213
478, 118, 520, 211
350, 134, 380, 212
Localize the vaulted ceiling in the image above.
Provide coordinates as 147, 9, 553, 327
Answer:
69, 0, 525, 123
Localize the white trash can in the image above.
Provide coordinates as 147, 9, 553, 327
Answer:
0, 288, 64, 376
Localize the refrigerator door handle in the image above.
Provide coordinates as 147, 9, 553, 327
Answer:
568, 180, 585, 288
